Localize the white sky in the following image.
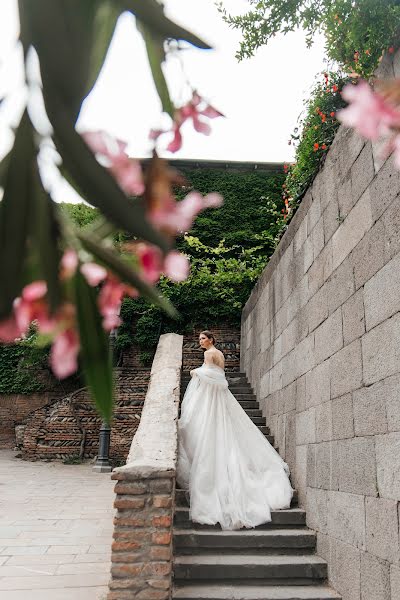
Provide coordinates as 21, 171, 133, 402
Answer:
0, 0, 327, 203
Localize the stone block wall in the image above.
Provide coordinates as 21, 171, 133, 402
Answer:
240, 51, 400, 600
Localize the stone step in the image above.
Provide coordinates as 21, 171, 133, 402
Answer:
228, 386, 253, 393
250, 416, 266, 425
235, 394, 257, 401
174, 507, 305, 529
244, 409, 262, 417
173, 554, 328, 583
174, 528, 316, 554
175, 489, 298, 508
258, 425, 270, 435
173, 584, 341, 599
239, 401, 260, 409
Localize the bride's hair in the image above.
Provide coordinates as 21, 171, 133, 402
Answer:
200, 330, 216, 345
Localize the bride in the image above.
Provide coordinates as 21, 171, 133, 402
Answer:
177, 330, 294, 531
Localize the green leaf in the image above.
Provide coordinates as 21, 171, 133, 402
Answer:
44, 88, 170, 253
30, 172, 63, 313
0, 111, 35, 319
19, 0, 98, 120
122, 0, 211, 49
0, 150, 11, 188
85, 0, 122, 97
74, 270, 114, 423
137, 21, 174, 118
77, 231, 178, 318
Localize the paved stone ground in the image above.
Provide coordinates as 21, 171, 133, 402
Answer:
0, 450, 115, 599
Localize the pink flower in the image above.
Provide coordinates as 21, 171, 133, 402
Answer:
83, 131, 145, 196
60, 250, 78, 279
15, 281, 55, 334
151, 92, 223, 153
338, 81, 400, 140
148, 191, 223, 235
164, 251, 190, 282
80, 263, 108, 287
135, 243, 163, 284
50, 328, 80, 379
97, 278, 127, 331
0, 315, 22, 342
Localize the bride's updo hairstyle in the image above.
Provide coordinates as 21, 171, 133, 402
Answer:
200, 330, 216, 345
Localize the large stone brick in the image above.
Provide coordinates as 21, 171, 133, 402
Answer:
366, 497, 400, 563
303, 236, 314, 274
362, 312, 400, 385
330, 339, 363, 399
382, 373, 400, 432
283, 381, 296, 413
306, 283, 328, 333
294, 333, 315, 379
327, 490, 365, 549
390, 565, 400, 600
306, 359, 330, 408
323, 193, 341, 242
311, 216, 325, 260
296, 374, 307, 413
332, 189, 373, 272
360, 552, 391, 600
369, 154, 400, 223
332, 393, 355, 440
353, 384, 388, 437
342, 289, 365, 346
315, 441, 339, 491
326, 257, 355, 315
330, 537, 361, 600
281, 319, 296, 359
295, 444, 307, 503
337, 171, 353, 218
293, 217, 308, 254
284, 410, 296, 472
307, 192, 322, 233
306, 487, 328, 533
375, 432, 400, 501
296, 408, 316, 445
315, 401, 333, 442
314, 308, 343, 363
383, 193, 400, 262
337, 127, 365, 181
336, 437, 377, 496
307, 443, 317, 488
351, 142, 375, 206
364, 251, 400, 331
350, 217, 386, 290
308, 239, 333, 296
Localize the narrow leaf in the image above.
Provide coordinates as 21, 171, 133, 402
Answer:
74, 271, 114, 423
0, 111, 35, 319
77, 231, 178, 318
122, 0, 211, 49
138, 21, 174, 118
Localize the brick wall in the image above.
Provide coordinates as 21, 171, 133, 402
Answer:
20, 366, 150, 462
240, 51, 400, 600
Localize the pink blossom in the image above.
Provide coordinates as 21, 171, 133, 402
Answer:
164, 251, 190, 282
60, 250, 78, 279
151, 92, 223, 154
83, 131, 145, 196
135, 243, 163, 284
80, 262, 108, 287
15, 281, 55, 334
98, 278, 126, 331
203, 192, 224, 209
0, 315, 22, 342
50, 328, 80, 379
338, 81, 400, 140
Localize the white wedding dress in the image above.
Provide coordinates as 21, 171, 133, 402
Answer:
177, 363, 294, 530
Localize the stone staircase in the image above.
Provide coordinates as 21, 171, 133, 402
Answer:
173, 371, 341, 600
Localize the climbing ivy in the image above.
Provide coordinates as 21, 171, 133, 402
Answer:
0, 327, 49, 393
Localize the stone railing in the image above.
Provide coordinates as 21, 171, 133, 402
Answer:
107, 333, 183, 600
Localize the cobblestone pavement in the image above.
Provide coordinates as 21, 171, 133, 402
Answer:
0, 450, 115, 599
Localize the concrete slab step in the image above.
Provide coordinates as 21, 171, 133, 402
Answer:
174, 528, 316, 553
175, 489, 298, 508
173, 584, 342, 599
258, 425, 270, 435
244, 409, 262, 417
235, 394, 257, 401
238, 401, 259, 408
173, 554, 328, 583
174, 507, 305, 529
250, 417, 266, 425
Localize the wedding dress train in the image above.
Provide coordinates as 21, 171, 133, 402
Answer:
177, 364, 294, 531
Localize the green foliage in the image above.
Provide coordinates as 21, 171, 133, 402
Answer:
0, 327, 49, 394
219, 0, 400, 77
59, 202, 99, 228
284, 71, 348, 204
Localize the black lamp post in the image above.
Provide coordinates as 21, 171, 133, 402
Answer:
93, 327, 117, 473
